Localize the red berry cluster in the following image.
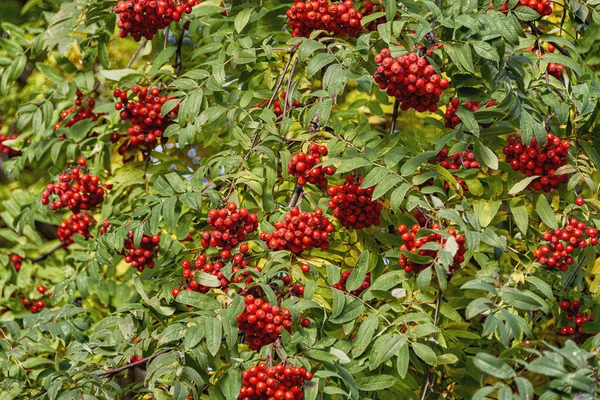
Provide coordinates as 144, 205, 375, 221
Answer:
0, 132, 21, 158
432, 147, 480, 170
237, 296, 295, 350
114, 86, 179, 148
503, 133, 570, 192
56, 213, 96, 248
332, 270, 371, 296
533, 219, 598, 271
558, 300, 593, 339
327, 175, 382, 229
99, 219, 111, 234
10, 254, 23, 272
114, 0, 199, 41
122, 231, 161, 272
201, 203, 259, 250
259, 208, 334, 254
444, 98, 496, 129
494, 0, 552, 16
179, 249, 255, 294
41, 162, 107, 213
129, 355, 144, 363
239, 361, 313, 400
22, 290, 48, 314
288, 143, 334, 188
374, 49, 449, 112
286, 0, 364, 38
397, 224, 467, 273
54, 91, 100, 133
254, 93, 302, 117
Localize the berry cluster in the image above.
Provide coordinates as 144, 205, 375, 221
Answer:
129, 355, 144, 363
444, 98, 496, 129
122, 231, 161, 272
503, 133, 570, 192
22, 293, 46, 314
56, 213, 96, 248
533, 219, 598, 271
10, 254, 23, 272
179, 250, 254, 294
558, 300, 592, 338
114, 0, 199, 41
432, 147, 480, 170
201, 203, 259, 250
259, 208, 334, 254
54, 91, 100, 133
114, 86, 179, 148
254, 93, 302, 117
237, 296, 296, 350
288, 143, 334, 188
41, 161, 108, 213
374, 49, 449, 112
286, 0, 364, 38
239, 362, 313, 400
397, 224, 467, 273
99, 219, 112, 234
327, 175, 382, 229
332, 269, 371, 296
493, 0, 552, 17
0, 132, 21, 158
526, 44, 567, 80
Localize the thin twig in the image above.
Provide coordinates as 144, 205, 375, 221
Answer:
390, 100, 399, 135
95, 349, 170, 377
562, 255, 586, 292
144, 152, 151, 194
282, 57, 300, 119
266, 43, 301, 110
126, 40, 148, 69
528, 22, 572, 58
33, 242, 63, 263
175, 22, 189, 75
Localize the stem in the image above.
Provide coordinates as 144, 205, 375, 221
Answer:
95, 349, 170, 377
266, 43, 301, 110
288, 184, 304, 208
562, 255, 586, 292
390, 100, 399, 135
282, 57, 300, 119
175, 24, 187, 75
33, 242, 63, 263
126, 39, 148, 69
144, 152, 151, 194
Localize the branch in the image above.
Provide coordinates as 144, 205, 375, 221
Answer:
95, 349, 171, 377
562, 255, 586, 292
126, 39, 148, 69
282, 57, 300, 119
266, 42, 301, 110
175, 22, 190, 76
288, 184, 304, 208
390, 100, 400, 135
33, 242, 63, 263
528, 22, 571, 58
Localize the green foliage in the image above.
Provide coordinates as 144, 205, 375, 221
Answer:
0, 0, 600, 399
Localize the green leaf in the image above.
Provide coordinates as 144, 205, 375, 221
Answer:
234, 7, 253, 32
356, 375, 397, 391
99, 68, 142, 81
401, 151, 437, 176
411, 342, 437, 365
396, 343, 409, 378
346, 251, 370, 292
36, 63, 64, 83
383, 0, 396, 21
205, 317, 222, 356
509, 198, 528, 234
336, 158, 372, 174
474, 143, 498, 170
369, 334, 407, 369
194, 272, 221, 288
371, 174, 403, 200
473, 353, 516, 379
455, 106, 480, 136
580, 141, 600, 171
473, 200, 502, 227
307, 53, 335, 77
527, 357, 566, 377
471, 41, 500, 62
512, 6, 540, 21
352, 314, 378, 357
390, 183, 411, 211
542, 52, 583, 75
535, 195, 557, 229
508, 176, 539, 195
361, 167, 389, 189
526, 276, 553, 299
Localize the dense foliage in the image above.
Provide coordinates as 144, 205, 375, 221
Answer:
1, 0, 600, 399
